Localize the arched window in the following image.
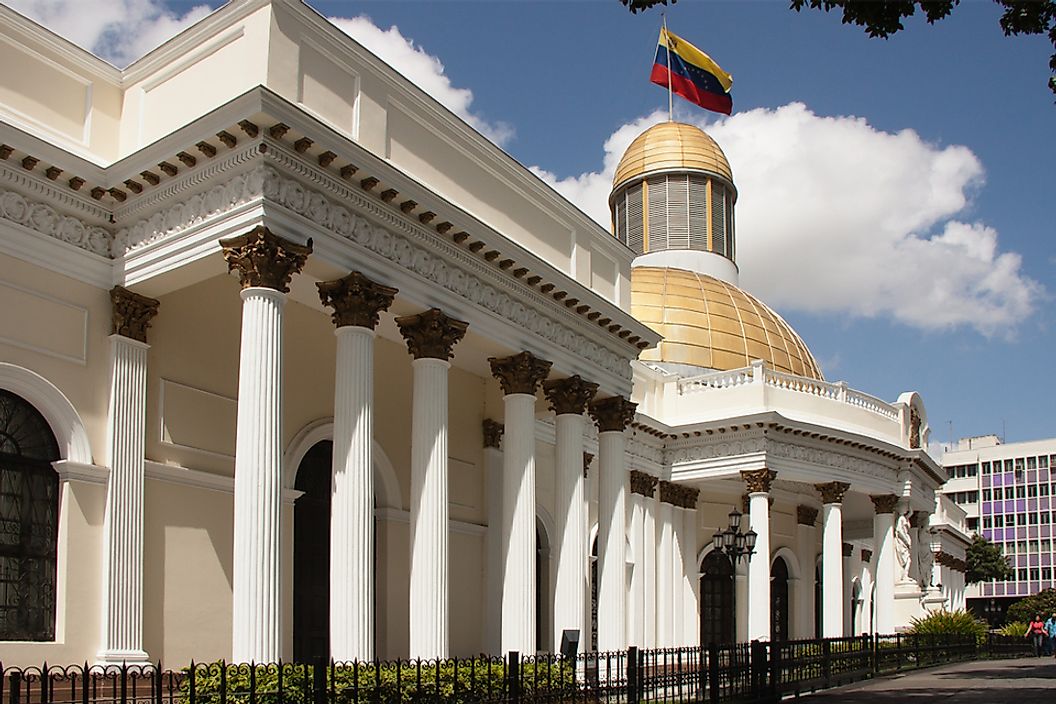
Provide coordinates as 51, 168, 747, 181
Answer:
770, 557, 789, 642
0, 389, 60, 641
699, 550, 734, 645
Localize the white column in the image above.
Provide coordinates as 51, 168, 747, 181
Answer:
98, 318, 153, 664
543, 374, 596, 655
330, 326, 376, 661
483, 421, 504, 654
747, 493, 771, 641
232, 286, 287, 663
842, 544, 854, 634
682, 505, 699, 647
501, 392, 538, 654
794, 507, 818, 639
670, 499, 686, 645
657, 499, 675, 647
643, 494, 657, 649
817, 482, 849, 638
629, 490, 646, 647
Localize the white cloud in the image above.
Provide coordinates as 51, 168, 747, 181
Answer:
7, 0, 211, 68
531, 102, 1042, 336
329, 17, 513, 146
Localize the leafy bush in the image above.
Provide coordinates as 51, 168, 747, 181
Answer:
1006, 588, 1056, 625
179, 659, 575, 704
908, 609, 988, 644
999, 621, 1029, 637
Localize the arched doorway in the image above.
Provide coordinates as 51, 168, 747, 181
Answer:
0, 389, 60, 641
590, 535, 598, 652
699, 550, 734, 645
293, 440, 332, 661
851, 579, 863, 634
770, 556, 789, 642
814, 564, 822, 638
536, 520, 550, 653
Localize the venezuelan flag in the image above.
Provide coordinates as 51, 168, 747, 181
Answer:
650, 28, 733, 116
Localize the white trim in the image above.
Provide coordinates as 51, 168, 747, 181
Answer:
771, 546, 802, 581
0, 362, 93, 463
0, 220, 112, 289
144, 460, 303, 504
52, 459, 108, 484
157, 378, 237, 460
374, 507, 487, 536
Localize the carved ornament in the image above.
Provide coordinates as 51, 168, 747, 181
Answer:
316, 271, 397, 330
870, 494, 900, 514
796, 505, 818, 527
741, 468, 777, 494
0, 187, 110, 257
861, 549, 873, 563
489, 351, 552, 396
629, 470, 658, 498
543, 375, 598, 415
219, 226, 312, 293
589, 396, 637, 433
483, 419, 503, 449
842, 543, 854, 557
909, 407, 921, 449
582, 452, 594, 478
395, 308, 468, 360
659, 480, 699, 509
109, 286, 160, 343
815, 481, 850, 505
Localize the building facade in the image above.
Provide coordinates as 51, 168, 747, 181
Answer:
0, 0, 964, 668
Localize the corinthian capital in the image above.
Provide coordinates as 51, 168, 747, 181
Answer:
588, 395, 636, 433
870, 494, 900, 515
219, 226, 312, 292
543, 375, 599, 415
317, 271, 397, 329
815, 481, 851, 505
482, 419, 504, 449
395, 308, 468, 360
741, 468, 777, 494
489, 351, 552, 395
110, 286, 160, 343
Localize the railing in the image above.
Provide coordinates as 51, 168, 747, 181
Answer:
677, 361, 902, 422
0, 634, 1034, 704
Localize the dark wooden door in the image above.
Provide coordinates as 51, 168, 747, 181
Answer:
293, 441, 332, 662
770, 557, 789, 642
700, 551, 734, 645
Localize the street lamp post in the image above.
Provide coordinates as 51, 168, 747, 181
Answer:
711, 508, 758, 564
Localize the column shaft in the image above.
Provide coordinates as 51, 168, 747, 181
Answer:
330, 326, 375, 661
99, 335, 150, 663
552, 413, 586, 652
232, 287, 286, 663
747, 493, 771, 641
628, 494, 645, 647
794, 522, 817, 639
409, 357, 450, 659
501, 393, 537, 655
821, 503, 844, 638
682, 507, 699, 647
596, 430, 627, 651
670, 504, 686, 645
656, 502, 675, 647
483, 441, 504, 654
643, 498, 657, 649
874, 512, 896, 632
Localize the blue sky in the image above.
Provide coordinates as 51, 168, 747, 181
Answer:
10, 0, 1054, 449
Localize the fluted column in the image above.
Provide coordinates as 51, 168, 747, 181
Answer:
317, 272, 397, 661
642, 485, 658, 649
589, 396, 636, 652
656, 491, 675, 647
870, 495, 898, 634
483, 420, 504, 654
398, 309, 469, 660
794, 505, 819, 639
628, 472, 658, 648
98, 287, 159, 665
490, 352, 552, 655
222, 227, 311, 663
681, 492, 700, 647
816, 481, 850, 638
743, 469, 776, 642
543, 376, 598, 653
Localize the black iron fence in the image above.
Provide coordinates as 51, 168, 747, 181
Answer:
0, 634, 1034, 704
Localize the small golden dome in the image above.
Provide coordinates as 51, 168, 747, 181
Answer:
631, 267, 823, 380
613, 122, 733, 190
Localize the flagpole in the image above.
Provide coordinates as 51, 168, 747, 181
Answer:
663, 15, 673, 121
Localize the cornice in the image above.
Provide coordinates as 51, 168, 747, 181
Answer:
0, 181, 111, 258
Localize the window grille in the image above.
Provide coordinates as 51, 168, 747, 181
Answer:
712, 185, 727, 256
625, 182, 643, 253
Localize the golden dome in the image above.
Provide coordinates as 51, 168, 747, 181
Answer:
631, 267, 824, 380
613, 122, 733, 189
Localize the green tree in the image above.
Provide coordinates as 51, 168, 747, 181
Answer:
619, 0, 1056, 98
966, 534, 1013, 584
1007, 588, 1056, 625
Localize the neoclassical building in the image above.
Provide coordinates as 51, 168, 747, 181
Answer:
0, 0, 967, 667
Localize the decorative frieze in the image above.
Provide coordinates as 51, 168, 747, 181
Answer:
543, 375, 598, 416
219, 226, 312, 292
629, 470, 658, 498
796, 505, 819, 527
395, 308, 468, 361
659, 480, 699, 509
870, 494, 900, 514
741, 468, 777, 494
483, 419, 504, 449
489, 351, 553, 396
109, 286, 160, 343
589, 396, 637, 433
0, 186, 111, 257
316, 271, 397, 329
815, 481, 850, 505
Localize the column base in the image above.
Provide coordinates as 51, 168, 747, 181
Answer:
96, 649, 151, 667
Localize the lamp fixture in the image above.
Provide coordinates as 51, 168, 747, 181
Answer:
711, 507, 757, 563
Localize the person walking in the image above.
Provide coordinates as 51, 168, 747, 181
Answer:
1045, 612, 1056, 657
1025, 614, 1046, 657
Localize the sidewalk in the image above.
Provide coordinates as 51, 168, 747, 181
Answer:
795, 656, 1056, 703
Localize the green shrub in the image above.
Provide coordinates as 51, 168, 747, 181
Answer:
999, 621, 1029, 637
1006, 588, 1056, 625
908, 609, 988, 645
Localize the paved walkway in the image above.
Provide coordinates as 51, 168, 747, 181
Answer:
795, 657, 1056, 703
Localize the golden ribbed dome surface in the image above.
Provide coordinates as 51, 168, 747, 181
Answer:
613, 122, 733, 188
631, 267, 824, 380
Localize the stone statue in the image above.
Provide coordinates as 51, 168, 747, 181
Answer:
895, 512, 913, 582
917, 531, 935, 587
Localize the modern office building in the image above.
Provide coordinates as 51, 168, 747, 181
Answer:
942, 435, 1056, 621
0, 0, 964, 667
